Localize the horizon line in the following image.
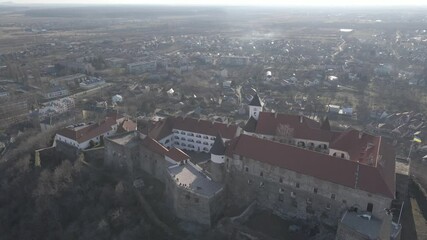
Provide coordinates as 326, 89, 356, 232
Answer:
4, 2, 427, 8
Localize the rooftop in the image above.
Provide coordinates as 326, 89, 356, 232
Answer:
57, 114, 123, 143
249, 93, 262, 107
108, 131, 140, 147
227, 134, 395, 198
168, 163, 223, 197
340, 211, 382, 239
253, 112, 336, 142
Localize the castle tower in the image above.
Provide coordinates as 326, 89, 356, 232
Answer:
249, 93, 263, 120
209, 133, 226, 182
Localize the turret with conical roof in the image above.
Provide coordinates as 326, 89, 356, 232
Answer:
210, 133, 226, 164
249, 93, 263, 120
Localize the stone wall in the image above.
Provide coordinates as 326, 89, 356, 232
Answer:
410, 158, 427, 192
104, 137, 136, 173
166, 175, 212, 226
36, 141, 79, 168
56, 141, 79, 161
139, 146, 168, 182
226, 155, 392, 225
82, 147, 104, 164
209, 187, 226, 225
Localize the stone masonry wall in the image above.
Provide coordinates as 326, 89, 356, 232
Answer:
166, 175, 212, 226
226, 155, 392, 225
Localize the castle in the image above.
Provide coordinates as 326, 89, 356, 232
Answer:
103, 93, 398, 240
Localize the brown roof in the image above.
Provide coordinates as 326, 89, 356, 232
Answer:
148, 118, 174, 140
227, 134, 395, 198
330, 129, 381, 165
149, 116, 238, 140
57, 116, 117, 144
166, 147, 190, 162
254, 112, 335, 142
142, 136, 168, 156
120, 119, 138, 132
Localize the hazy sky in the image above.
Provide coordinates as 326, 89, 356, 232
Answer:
10, 0, 427, 6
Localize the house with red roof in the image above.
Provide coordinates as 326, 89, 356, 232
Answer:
54, 113, 137, 150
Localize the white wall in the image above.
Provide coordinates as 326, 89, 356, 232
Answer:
249, 106, 262, 120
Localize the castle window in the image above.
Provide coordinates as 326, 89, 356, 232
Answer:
342, 199, 347, 204
331, 194, 336, 200
203, 136, 209, 139
296, 182, 300, 188
279, 177, 283, 183
314, 188, 318, 194
279, 188, 285, 193
260, 171, 263, 177
174, 136, 179, 139
341, 153, 345, 158
245, 166, 249, 172
326, 203, 331, 210
367, 203, 373, 213
247, 179, 252, 185
291, 192, 296, 198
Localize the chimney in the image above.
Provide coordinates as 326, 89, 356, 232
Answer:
299, 115, 303, 123
275, 112, 278, 119
358, 131, 363, 139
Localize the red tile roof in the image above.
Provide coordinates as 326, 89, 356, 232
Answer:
149, 116, 238, 140
227, 134, 395, 198
120, 119, 138, 132
330, 129, 381, 165
142, 136, 168, 156
57, 116, 117, 144
254, 112, 335, 142
166, 147, 190, 162
148, 118, 174, 140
